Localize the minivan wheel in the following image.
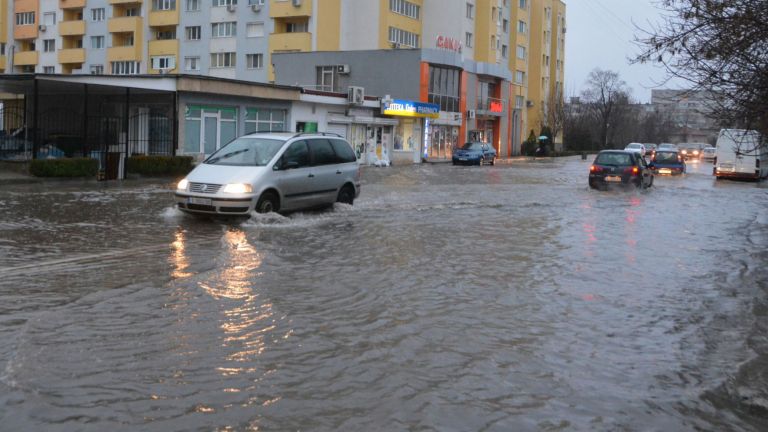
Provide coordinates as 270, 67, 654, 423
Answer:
255, 192, 279, 213
337, 185, 355, 205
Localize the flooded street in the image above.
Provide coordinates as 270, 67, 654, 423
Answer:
1, 157, 767, 431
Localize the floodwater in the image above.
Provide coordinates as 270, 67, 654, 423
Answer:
1, 157, 767, 431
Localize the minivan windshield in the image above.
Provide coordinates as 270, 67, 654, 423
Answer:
205, 138, 285, 166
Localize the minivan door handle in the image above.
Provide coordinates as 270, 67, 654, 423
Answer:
308, 173, 315, 178
336, 170, 342, 174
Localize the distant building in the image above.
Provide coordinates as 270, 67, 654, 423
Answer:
651, 89, 721, 145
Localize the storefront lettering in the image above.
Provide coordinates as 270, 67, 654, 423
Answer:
383, 99, 440, 119
436, 36, 462, 53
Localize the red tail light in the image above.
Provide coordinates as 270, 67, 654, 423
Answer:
633, 166, 639, 175
590, 165, 598, 172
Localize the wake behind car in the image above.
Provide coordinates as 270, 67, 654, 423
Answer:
589, 150, 654, 190
649, 149, 686, 175
452, 142, 497, 166
175, 132, 361, 215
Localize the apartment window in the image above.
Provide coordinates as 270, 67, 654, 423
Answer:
153, 0, 177, 11
501, 45, 508, 58
126, 8, 139, 16
465, 32, 473, 48
185, 26, 201, 40
151, 55, 176, 70
428, 65, 460, 112
249, 0, 265, 5
90, 65, 104, 75
286, 22, 308, 33
16, 12, 35, 26
517, 45, 526, 60
316, 66, 339, 92
43, 12, 56, 26
389, 0, 420, 20
491, 36, 496, 50
157, 29, 176, 40
186, 0, 200, 11
503, 19, 509, 33
43, 66, 55, 74
519, 0, 527, 9
246, 22, 264, 37
185, 56, 200, 71
518, 20, 527, 34
245, 108, 285, 134
515, 70, 526, 85
515, 95, 525, 109
213, 0, 236, 6
210, 52, 236, 68
91, 36, 105, 49
111, 61, 140, 75
43, 39, 55, 52
466, 3, 473, 19
246, 53, 263, 69
211, 22, 236, 38
0, 44, 5, 55
91, 8, 105, 21
388, 26, 419, 48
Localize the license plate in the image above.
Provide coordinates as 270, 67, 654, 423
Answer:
605, 175, 622, 182
188, 197, 212, 205
459, 158, 467, 161
719, 164, 734, 172
658, 168, 671, 174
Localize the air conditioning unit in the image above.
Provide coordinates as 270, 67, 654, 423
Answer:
251, 4, 262, 11
467, 109, 476, 119
348, 86, 365, 105
39, 25, 47, 32
337, 64, 350, 74
292, 0, 302, 6
227, 4, 236, 12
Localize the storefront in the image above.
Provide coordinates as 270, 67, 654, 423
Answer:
382, 99, 439, 164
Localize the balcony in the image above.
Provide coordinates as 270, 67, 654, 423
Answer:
148, 39, 179, 56
149, 10, 179, 27
14, 51, 39, 66
109, 0, 143, 4
476, 97, 505, 117
108, 16, 142, 33
59, 0, 86, 8
59, 20, 86, 36
108, 45, 142, 62
0, 56, 6, 71
269, 32, 311, 53
58, 48, 86, 64
14, 25, 38, 41
270, 0, 312, 18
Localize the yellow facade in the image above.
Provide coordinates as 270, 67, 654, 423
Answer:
14, 50, 38, 66
13, 0, 38, 41
0, 0, 6, 72
316, 0, 340, 51
149, 10, 179, 27
58, 48, 86, 64
59, 0, 86, 8
270, 0, 312, 18
59, 20, 86, 36
378, 0, 422, 49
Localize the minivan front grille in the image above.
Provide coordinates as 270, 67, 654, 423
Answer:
190, 183, 223, 194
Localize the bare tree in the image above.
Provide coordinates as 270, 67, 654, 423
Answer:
581, 69, 631, 149
542, 88, 566, 151
633, 0, 768, 148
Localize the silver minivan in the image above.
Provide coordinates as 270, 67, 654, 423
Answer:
175, 132, 361, 215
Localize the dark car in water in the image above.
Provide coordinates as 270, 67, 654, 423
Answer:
589, 150, 654, 190
649, 149, 686, 175
452, 142, 497, 166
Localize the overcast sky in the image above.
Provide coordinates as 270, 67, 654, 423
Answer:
564, 0, 686, 103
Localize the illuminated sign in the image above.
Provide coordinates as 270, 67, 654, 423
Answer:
489, 100, 504, 113
382, 99, 440, 119
436, 36, 462, 53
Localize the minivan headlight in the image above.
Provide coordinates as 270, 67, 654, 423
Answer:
222, 183, 253, 194
177, 178, 189, 191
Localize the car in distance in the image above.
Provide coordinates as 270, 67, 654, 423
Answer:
701, 146, 716, 161
680, 143, 706, 160
658, 143, 679, 151
589, 150, 654, 190
175, 132, 361, 215
624, 142, 646, 157
644, 143, 658, 159
649, 149, 686, 175
452, 141, 497, 166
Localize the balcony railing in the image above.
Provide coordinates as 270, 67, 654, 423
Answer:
476, 97, 505, 116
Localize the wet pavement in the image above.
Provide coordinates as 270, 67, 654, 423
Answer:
1, 157, 767, 431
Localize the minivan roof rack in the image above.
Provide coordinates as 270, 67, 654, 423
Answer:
291, 132, 343, 139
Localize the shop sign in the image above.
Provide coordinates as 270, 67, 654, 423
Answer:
382, 99, 440, 119
489, 100, 504, 113
436, 36, 462, 53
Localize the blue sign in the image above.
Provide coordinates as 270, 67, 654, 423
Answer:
382, 99, 440, 118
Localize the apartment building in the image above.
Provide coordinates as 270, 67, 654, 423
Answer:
1, 0, 564, 161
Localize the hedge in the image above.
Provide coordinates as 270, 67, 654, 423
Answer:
29, 158, 98, 177
126, 155, 194, 176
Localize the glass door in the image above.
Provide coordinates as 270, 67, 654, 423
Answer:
203, 114, 220, 155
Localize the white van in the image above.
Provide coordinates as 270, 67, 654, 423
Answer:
714, 129, 767, 180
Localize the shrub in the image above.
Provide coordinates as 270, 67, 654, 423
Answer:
126, 155, 194, 176
29, 158, 98, 177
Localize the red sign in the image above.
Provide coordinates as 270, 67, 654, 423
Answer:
436, 36, 462, 53
489, 100, 503, 113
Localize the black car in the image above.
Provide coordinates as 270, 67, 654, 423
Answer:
589, 150, 654, 190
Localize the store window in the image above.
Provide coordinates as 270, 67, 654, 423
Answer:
428, 65, 460, 112
245, 108, 286, 133
184, 105, 238, 154
393, 118, 417, 151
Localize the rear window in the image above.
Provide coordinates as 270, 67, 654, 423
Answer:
654, 151, 679, 163
595, 152, 633, 166
330, 139, 357, 163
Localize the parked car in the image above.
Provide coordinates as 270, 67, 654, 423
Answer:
175, 132, 361, 215
649, 149, 686, 175
589, 150, 654, 190
701, 146, 716, 161
624, 142, 646, 157
713, 129, 767, 180
452, 141, 497, 166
